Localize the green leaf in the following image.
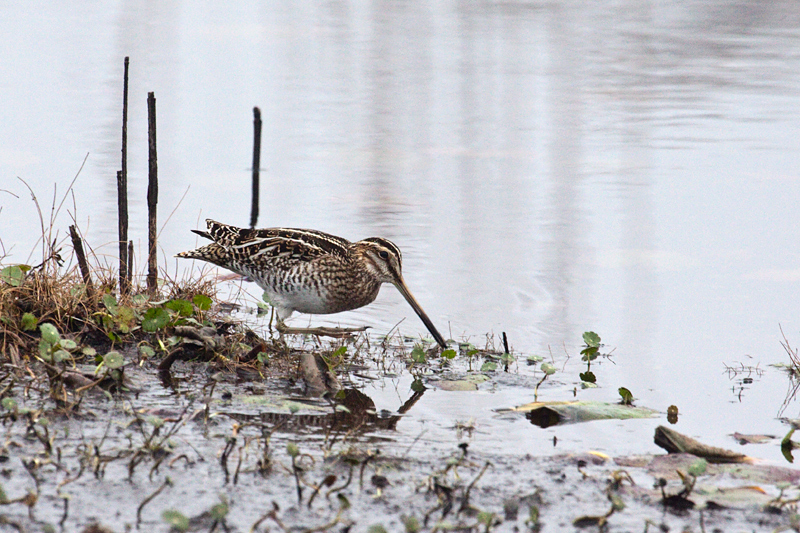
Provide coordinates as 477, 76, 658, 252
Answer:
82, 346, 97, 357
0, 265, 24, 287
139, 345, 155, 357
104, 351, 124, 369
580, 346, 599, 361
526, 354, 543, 363
687, 458, 708, 477
410, 379, 426, 393
441, 349, 457, 360
102, 293, 118, 314
210, 501, 229, 521
39, 323, 60, 345
618, 387, 633, 405
60, 339, 77, 351
192, 294, 212, 311
147, 415, 164, 429
256, 352, 269, 364
21, 313, 37, 331
480, 361, 498, 372
579, 371, 596, 383
39, 339, 52, 360
287, 442, 299, 458
161, 510, 189, 532
411, 345, 427, 364
131, 294, 148, 306
166, 299, 193, 317
540, 363, 557, 375
52, 350, 71, 363
331, 346, 347, 358
1, 398, 18, 411
142, 307, 170, 332
582, 331, 601, 347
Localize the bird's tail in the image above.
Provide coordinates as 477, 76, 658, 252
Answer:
175, 242, 230, 268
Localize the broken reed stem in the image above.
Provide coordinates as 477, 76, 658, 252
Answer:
68, 225, 93, 296
249, 106, 262, 229
147, 91, 158, 295
128, 241, 133, 286
118, 56, 130, 295
117, 171, 129, 295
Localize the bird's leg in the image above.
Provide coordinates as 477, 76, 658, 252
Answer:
275, 319, 369, 339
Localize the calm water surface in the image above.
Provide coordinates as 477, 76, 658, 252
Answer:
2, 1, 800, 464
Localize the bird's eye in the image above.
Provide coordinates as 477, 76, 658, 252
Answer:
379, 250, 389, 259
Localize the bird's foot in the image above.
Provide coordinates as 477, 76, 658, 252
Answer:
276, 322, 369, 339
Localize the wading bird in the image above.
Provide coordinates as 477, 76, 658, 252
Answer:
177, 220, 447, 348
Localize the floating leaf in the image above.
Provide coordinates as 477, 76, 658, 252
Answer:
540, 363, 557, 375
583, 331, 601, 347
193, 294, 212, 311
39, 323, 60, 345
441, 349, 457, 360
142, 307, 170, 332
527, 355, 544, 363
21, 313, 37, 331
166, 299, 193, 317
161, 510, 189, 532
480, 361, 498, 372
104, 351, 124, 369
0, 265, 24, 287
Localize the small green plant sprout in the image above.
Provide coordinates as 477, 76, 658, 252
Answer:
618, 387, 634, 405
534, 362, 557, 399
38, 323, 78, 363
162, 509, 189, 532
441, 348, 457, 360
581, 331, 601, 361
324, 345, 348, 369
410, 344, 427, 364
21, 312, 38, 331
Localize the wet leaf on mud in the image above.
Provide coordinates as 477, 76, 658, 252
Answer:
162, 510, 189, 531
40, 323, 60, 345
166, 298, 193, 317
436, 374, 490, 391
139, 345, 155, 357
142, 307, 170, 332
480, 361, 498, 371
1, 398, 17, 411
102, 293, 118, 314
0, 265, 25, 287
104, 351, 123, 369
688, 458, 708, 477
60, 339, 77, 351
38, 339, 51, 361
21, 313, 37, 331
193, 294, 212, 311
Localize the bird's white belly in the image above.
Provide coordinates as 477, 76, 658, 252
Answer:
266, 288, 332, 317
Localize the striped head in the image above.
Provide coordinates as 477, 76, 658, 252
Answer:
353, 237, 447, 349
353, 237, 404, 285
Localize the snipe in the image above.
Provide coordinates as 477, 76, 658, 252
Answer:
177, 220, 447, 348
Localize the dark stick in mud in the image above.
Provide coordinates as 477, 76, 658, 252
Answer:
117, 170, 129, 294
147, 91, 158, 295
118, 57, 130, 294
68, 225, 93, 296
128, 240, 134, 284
250, 106, 262, 229
502, 331, 510, 372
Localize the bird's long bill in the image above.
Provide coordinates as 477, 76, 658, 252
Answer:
393, 278, 447, 349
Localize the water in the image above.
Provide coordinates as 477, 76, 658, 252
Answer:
3, 0, 800, 467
